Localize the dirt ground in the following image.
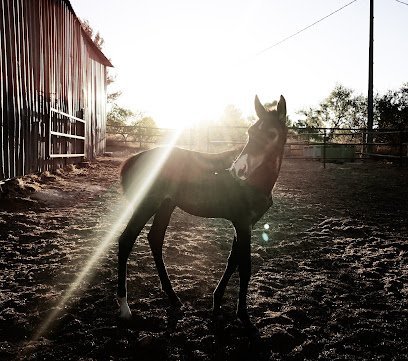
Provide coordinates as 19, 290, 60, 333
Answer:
0, 153, 407, 361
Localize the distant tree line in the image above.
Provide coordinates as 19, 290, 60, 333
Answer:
295, 83, 408, 130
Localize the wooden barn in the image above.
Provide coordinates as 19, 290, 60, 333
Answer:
0, 0, 112, 182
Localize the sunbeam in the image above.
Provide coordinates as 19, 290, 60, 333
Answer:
26, 128, 184, 347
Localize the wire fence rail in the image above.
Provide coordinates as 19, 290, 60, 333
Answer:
107, 125, 408, 167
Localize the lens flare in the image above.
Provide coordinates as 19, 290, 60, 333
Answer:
26, 127, 184, 348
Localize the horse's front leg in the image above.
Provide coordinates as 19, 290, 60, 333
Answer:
213, 235, 239, 315
213, 224, 253, 326
234, 225, 253, 326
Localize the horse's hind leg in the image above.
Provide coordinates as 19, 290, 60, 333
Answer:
147, 199, 182, 307
117, 205, 157, 319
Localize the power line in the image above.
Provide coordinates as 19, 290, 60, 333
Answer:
257, 0, 359, 55
395, 0, 408, 6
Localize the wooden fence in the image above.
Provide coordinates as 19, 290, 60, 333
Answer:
107, 125, 408, 166
0, 0, 112, 182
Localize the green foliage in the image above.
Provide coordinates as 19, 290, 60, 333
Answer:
295, 83, 408, 132
264, 100, 278, 110
107, 90, 122, 103
295, 107, 325, 141
132, 116, 157, 128
321, 85, 355, 128
130, 116, 159, 146
209, 105, 249, 148
80, 18, 119, 105
296, 85, 367, 130
376, 83, 408, 129
297, 107, 325, 128
80, 19, 104, 50
107, 104, 135, 126
219, 105, 249, 127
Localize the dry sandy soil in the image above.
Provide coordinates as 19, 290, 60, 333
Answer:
0, 154, 407, 360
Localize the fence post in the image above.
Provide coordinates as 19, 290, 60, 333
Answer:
323, 128, 327, 169
399, 130, 403, 167
207, 127, 210, 152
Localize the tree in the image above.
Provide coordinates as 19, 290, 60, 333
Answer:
130, 116, 158, 146
296, 107, 324, 128
80, 19, 104, 50
295, 107, 325, 141
211, 105, 249, 147
292, 82, 407, 149
80, 18, 120, 103
264, 100, 278, 110
348, 94, 367, 129
107, 90, 122, 103
375, 83, 408, 146
131, 115, 156, 128
321, 85, 355, 128
295, 85, 368, 130
377, 83, 408, 129
107, 104, 135, 126
293, 85, 369, 142
219, 105, 248, 127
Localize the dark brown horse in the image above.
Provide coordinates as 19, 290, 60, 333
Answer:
117, 95, 288, 327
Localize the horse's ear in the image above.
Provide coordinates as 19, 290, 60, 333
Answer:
255, 95, 268, 119
277, 95, 286, 123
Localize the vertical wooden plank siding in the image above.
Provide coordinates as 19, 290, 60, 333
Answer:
0, 0, 111, 181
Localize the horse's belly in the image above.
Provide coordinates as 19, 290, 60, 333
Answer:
174, 178, 247, 220
177, 193, 231, 218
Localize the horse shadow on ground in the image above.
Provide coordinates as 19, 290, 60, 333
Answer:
115, 303, 271, 361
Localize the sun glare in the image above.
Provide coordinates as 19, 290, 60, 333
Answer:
130, 40, 255, 130
25, 128, 184, 352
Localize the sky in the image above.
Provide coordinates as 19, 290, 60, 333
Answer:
69, 0, 408, 128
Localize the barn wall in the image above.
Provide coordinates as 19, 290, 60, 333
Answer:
0, 0, 111, 181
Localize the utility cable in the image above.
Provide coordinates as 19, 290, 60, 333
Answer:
395, 0, 408, 6
257, 0, 359, 55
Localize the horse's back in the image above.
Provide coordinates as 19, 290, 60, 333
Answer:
187, 147, 241, 172
120, 146, 241, 188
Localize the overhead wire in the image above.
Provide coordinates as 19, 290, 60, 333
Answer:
257, 0, 359, 55
395, 0, 408, 6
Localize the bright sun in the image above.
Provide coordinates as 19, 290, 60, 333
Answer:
120, 28, 257, 130
147, 66, 234, 130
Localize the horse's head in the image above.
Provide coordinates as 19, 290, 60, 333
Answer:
231, 95, 288, 194
249, 95, 288, 155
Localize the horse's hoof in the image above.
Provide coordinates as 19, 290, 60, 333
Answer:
236, 309, 256, 330
169, 294, 183, 309
236, 309, 249, 322
119, 309, 132, 320
212, 305, 223, 318
117, 296, 132, 320
212, 308, 225, 327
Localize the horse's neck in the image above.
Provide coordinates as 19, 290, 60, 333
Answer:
230, 150, 282, 195
185, 147, 242, 173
